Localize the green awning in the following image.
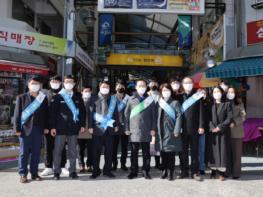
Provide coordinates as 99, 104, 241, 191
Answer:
205, 56, 263, 78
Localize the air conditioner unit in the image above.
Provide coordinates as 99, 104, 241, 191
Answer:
251, 0, 263, 9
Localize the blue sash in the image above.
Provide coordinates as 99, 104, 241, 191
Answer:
59, 89, 79, 123
181, 92, 204, 113
94, 95, 117, 131
117, 94, 130, 112
21, 91, 46, 127
158, 98, 176, 122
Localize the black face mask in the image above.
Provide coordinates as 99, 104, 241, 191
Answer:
150, 86, 158, 91
51, 88, 61, 93
117, 88, 125, 93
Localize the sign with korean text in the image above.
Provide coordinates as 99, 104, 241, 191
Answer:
107, 54, 183, 67
98, 0, 205, 14
0, 26, 68, 56
99, 14, 113, 46
247, 20, 263, 45
75, 44, 95, 72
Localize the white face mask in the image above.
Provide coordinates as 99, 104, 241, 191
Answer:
227, 92, 235, 100
137, 87, 146, 95
50, 82, 60, 90
29, 84, 40, 93
82, 92, 91, 100
213, 92, 222, 100
162, 90, 171, 99
64, 83, 74, 90
183, 83, 193, 92
100, 88, 110, 95
171, 83, 180, 91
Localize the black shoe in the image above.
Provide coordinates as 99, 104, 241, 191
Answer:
121, 165, 128, 171
69, 172, 79, 179
200, 170, 205, 175
112, 164, 117, 171
176, 172, 189, 179
127, 172, 138, 179
210, 170, 216, 179
232, 176, 240, 180
103, 172, 115, 178
53, 174, 60, 180
31, 174, 42, 181
142, 171, 152, 180
168, 170, 174, 181
90, 173, 100, 179
161, 170, 168, 179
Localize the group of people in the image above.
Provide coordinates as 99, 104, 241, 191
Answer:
14, 74, 246, 184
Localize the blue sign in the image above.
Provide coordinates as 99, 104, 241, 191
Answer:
178, 15, 192, 48
104, 0, 132, 8
137, 0, 167, 9
99, 14, 113, 46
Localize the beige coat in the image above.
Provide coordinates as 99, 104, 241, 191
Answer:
231, 102, 246, 139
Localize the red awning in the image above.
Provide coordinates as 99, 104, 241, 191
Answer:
0, 60, 49, 76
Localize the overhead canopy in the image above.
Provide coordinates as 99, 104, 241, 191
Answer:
206, 56, 263, 78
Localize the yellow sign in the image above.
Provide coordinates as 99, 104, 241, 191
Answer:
107, 54, 183, 67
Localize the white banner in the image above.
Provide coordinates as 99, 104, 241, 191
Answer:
98, 0, 205, 14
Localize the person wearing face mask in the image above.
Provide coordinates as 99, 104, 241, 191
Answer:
112, 81, 130, 171
156, 83, 182, 181
125, 79, 157, 179
14, 77, 49, 183
50, 75, 86, 180
170, 78, 182, 102
90, 81, 120, 179
227, 87, 246, 179
208, 86, 232, 181
219, 81, 229, 101
179, 77, 205, 181
78, 86, 94, 173
147, 79, 161, 170
41, 76, 68, 177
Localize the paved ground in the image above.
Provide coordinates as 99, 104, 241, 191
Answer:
1, 156, 263, 197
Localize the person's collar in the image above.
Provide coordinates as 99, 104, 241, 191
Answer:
99, 92, 110, 99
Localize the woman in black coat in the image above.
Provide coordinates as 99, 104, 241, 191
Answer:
156, 83, 182, 181
208, 86, 232, 181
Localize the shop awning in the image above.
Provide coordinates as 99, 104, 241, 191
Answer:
192, 72, 220, 88
206, 56, 263, 78
0, 60, 49, 75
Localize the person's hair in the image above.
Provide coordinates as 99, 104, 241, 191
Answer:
169, 77, 180, 84
64, 75, 75, 81
99, 80, 110, 87
182, 77, 193, 83
50, 75, 62, 82
136, 79, 147, 86
159, 83, 173, 93
82, 85, 92, 91
116, 79, 125, 87
28, 76, 42, 83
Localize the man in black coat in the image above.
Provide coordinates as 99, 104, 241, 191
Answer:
14, 77, 49, 183
41, 75, 68, 177
50, 75, 86, 180
179, 77, 204, 181
90, 81, 120, 179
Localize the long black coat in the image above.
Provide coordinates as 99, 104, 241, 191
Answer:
207, 101, 232, 169
156, 99, 182, 152
49, 91, 86, 135
181, 91, 204, 134
124, 93, 157, 143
